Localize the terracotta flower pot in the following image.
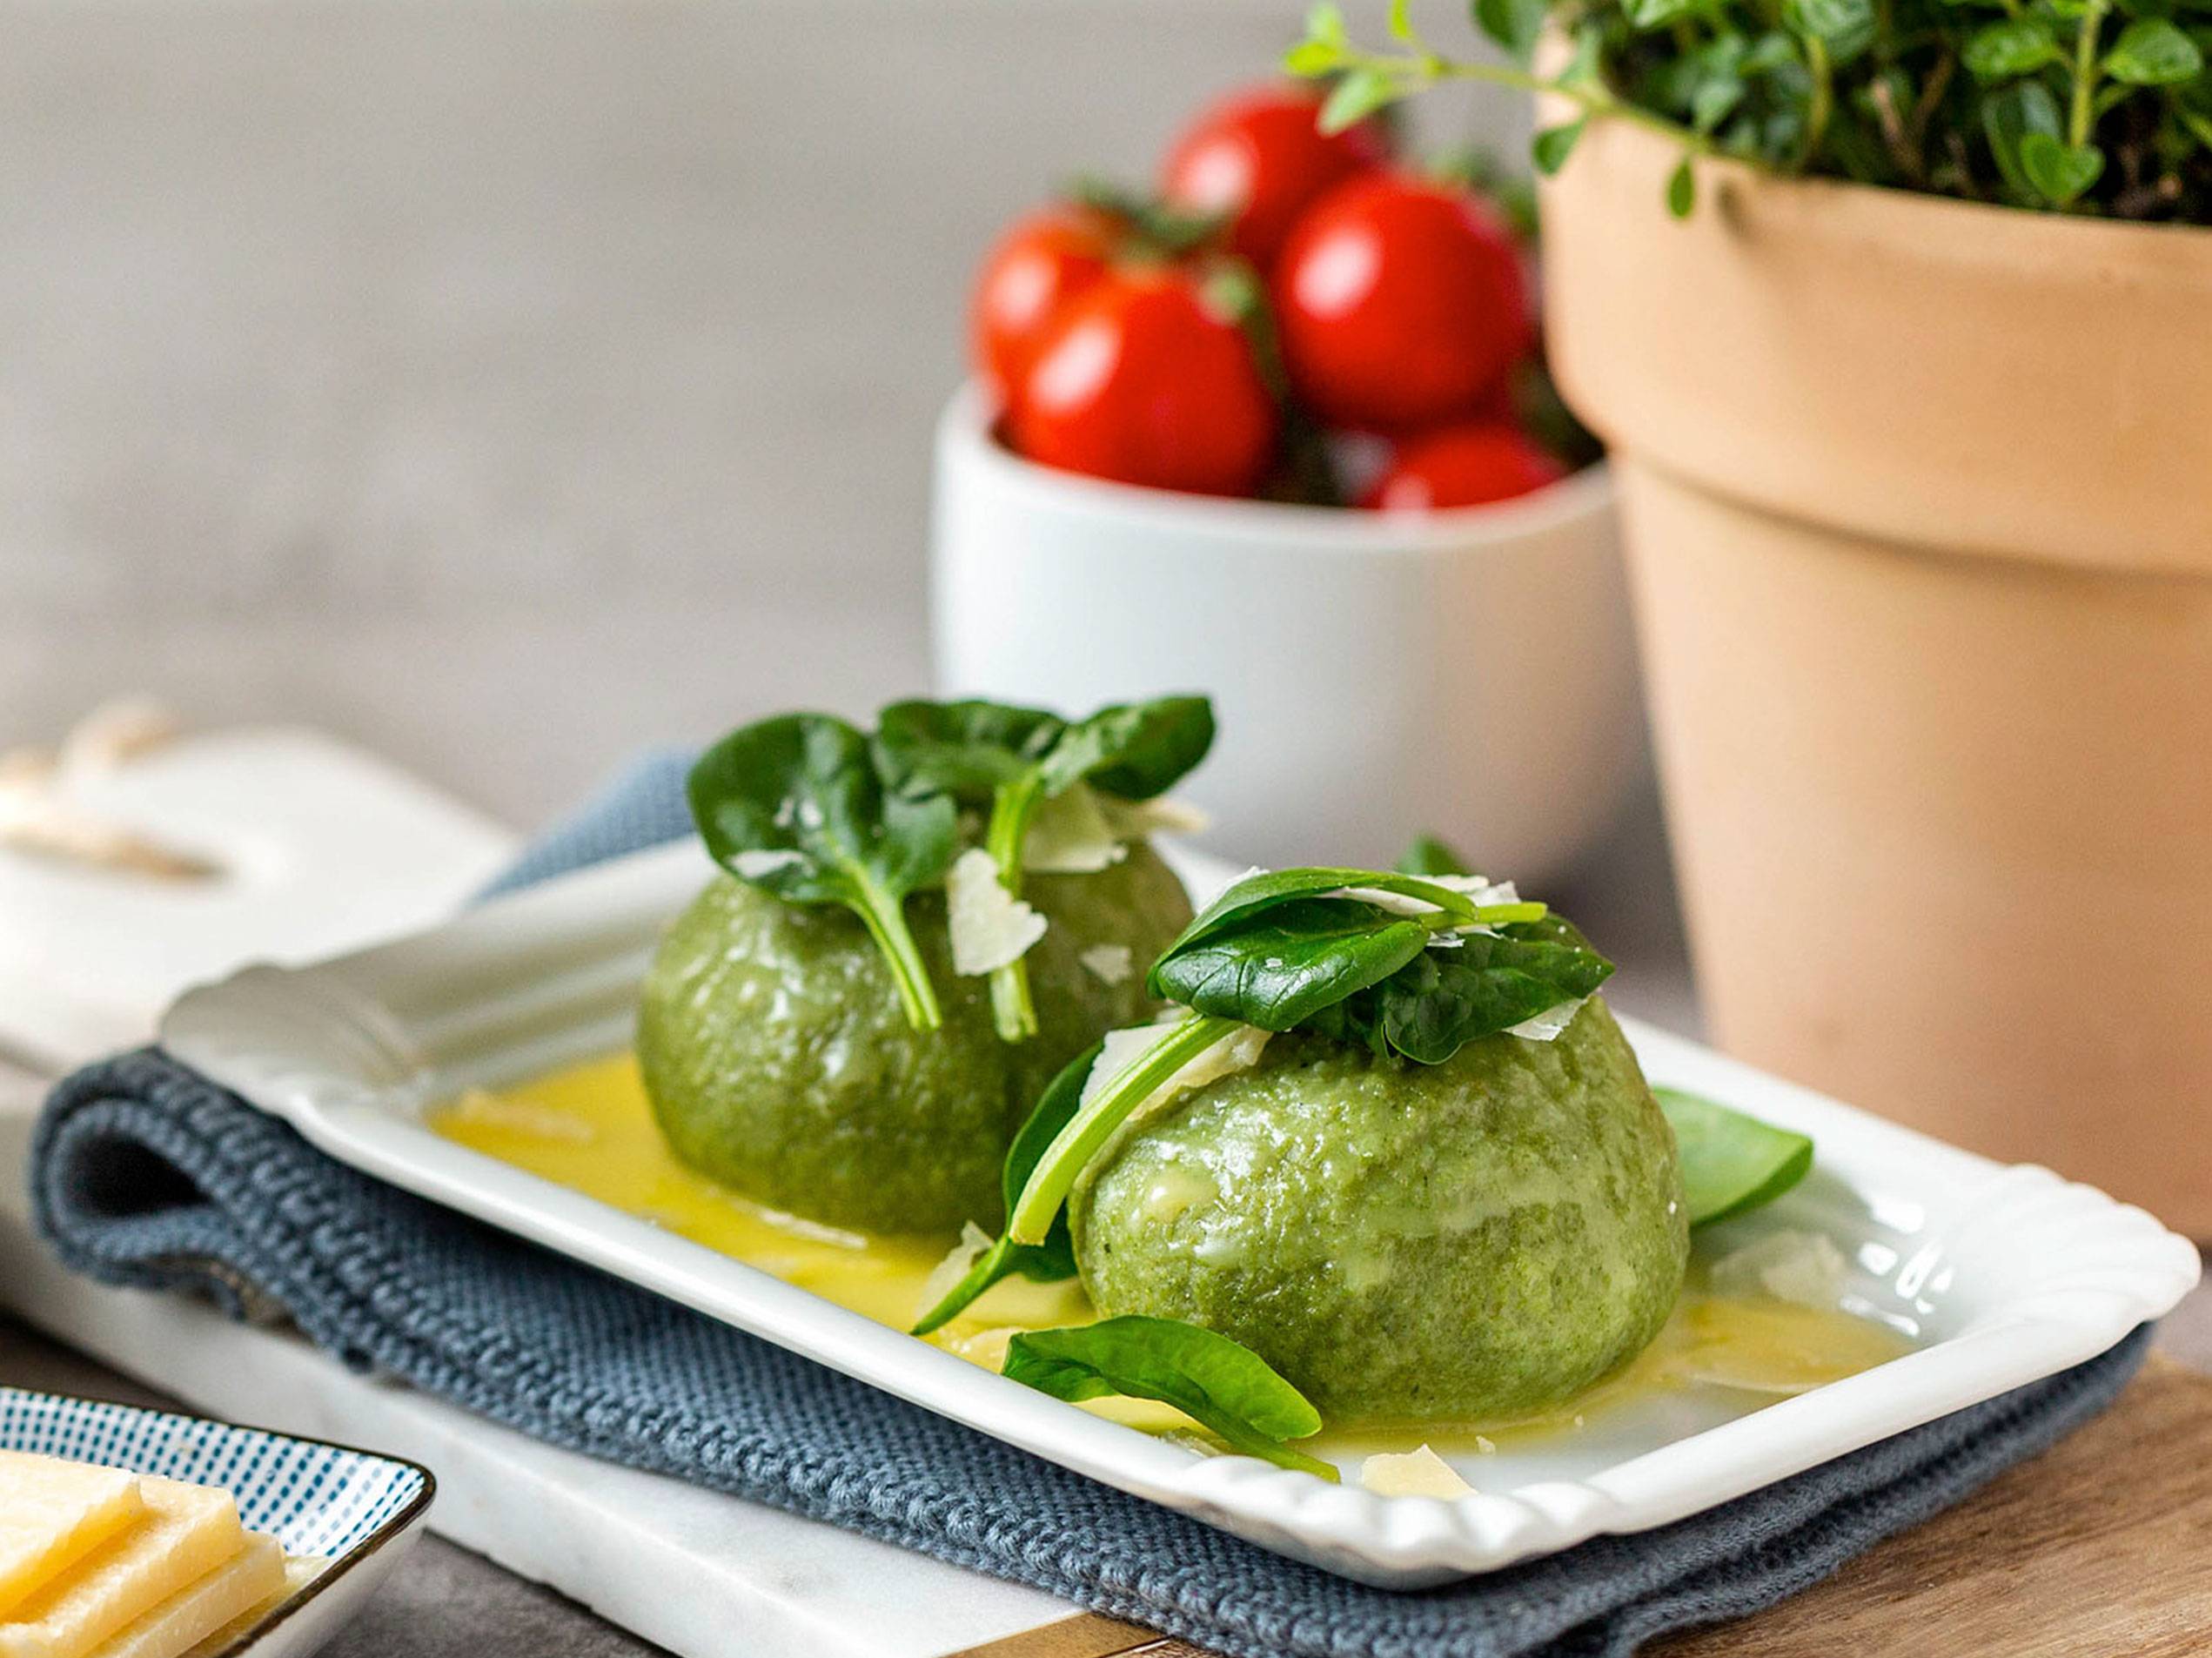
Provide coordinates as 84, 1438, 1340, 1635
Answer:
1538, 118, 2212, 1232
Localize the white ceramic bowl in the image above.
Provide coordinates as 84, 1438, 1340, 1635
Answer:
928, 384, 1644, 879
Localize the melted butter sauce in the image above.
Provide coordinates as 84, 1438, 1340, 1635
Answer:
432, 1051, 1913, 1454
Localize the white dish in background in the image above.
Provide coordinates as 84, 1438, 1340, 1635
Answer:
162, 840, 2200, 1588
0, 1385, 432, 1658
929, 383, 1644, 881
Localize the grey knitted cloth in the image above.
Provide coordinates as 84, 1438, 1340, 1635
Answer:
30, 754, 2149, 1658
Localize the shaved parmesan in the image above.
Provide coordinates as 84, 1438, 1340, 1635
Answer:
1078, 943, 1135, 985
1359, 1446, 1474, 1499
914, 1221, 995, 1323
1327, 875, 1522, 919
1080, 1019, 1271, 1118
1024, 786, 1127, 875
1327, 886, 1450, 917
945, 849, 1047, 976
1505, 998, 1585, 1043
1710, 1230, 1849, 1310
1101, 795, 1213, 838
730, 849, 806, 880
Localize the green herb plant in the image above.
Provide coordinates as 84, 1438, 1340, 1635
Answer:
688, 714, 959, 1031
876, 696, 1214, 1044
1290, 0, 2212, 220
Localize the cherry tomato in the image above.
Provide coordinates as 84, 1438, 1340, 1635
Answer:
1009, 267, 1277, 497
969, 204, 1122, 401
1363, 423, 1565, 511
1159, 84, 1389, 269
1273, 175, 1532, 432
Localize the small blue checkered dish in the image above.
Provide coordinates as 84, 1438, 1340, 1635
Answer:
0, 1385, 433, 1658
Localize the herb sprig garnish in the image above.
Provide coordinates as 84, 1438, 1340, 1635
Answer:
878, 695, 1214, 1043
688, 714, 958, 1031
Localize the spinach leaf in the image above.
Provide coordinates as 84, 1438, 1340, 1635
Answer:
1150, 896, 1438, 1030
1395, 832, 1477, 877
688, 713, 957, 1031
1304, 915, 1615, 1064
878, 696, 1213, 1043
910, 1039, 1092, 1335
1002, 1316, 1337, 1479
1156, 866, 1501, 963
1147, 866, 1594, 1060
1656, 1087, 1815, 1225
1005, 1011, 1243, 1245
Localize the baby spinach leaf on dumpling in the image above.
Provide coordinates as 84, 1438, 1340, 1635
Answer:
875, 699, 1064, 794
1308, 914, 1616, 1064
1146, 865, 1590, 1057
1394, 832, 1478, 878
876, 695, 1215, 1044
688, 712, 957, 1031
1149, 896, 1438, 1030
1037, 696, 1217, 802
1002, 1316, 1337, 1479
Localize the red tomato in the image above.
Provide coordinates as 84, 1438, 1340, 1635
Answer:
1009, 268, 1277, 497
1273, 175, 1532, 433
1159, 84, 1389, 268
1363, 423, 1565, 511
969, 205, 1122, 401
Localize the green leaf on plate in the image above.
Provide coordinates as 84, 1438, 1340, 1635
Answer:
1002, 1316, 1337, 1479
1656, 1086, 1815, 1225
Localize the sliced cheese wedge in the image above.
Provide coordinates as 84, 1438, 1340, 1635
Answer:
0, 1479, 241, 1658
0, 1455, 144, 1620
85, 1534, 283, 1658
177, 1555, 323, 1658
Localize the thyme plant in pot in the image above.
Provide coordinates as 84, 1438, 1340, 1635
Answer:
1292, 0, 2212, 1230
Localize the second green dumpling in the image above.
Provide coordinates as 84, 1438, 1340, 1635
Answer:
638, 846, 1192, 1235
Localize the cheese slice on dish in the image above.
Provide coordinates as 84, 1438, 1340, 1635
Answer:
177, 1556, 323, 1658
0, 1477, 242, 1658
0, 1456, 144, 1620
84, 1534, 283, 1658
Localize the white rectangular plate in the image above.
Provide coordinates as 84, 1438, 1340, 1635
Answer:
160, 841, 2200, 1588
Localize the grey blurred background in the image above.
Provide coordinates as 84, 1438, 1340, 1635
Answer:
0, 0, 1528, 823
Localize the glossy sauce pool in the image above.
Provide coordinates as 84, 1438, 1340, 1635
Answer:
432, 1052, 1914, 1467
